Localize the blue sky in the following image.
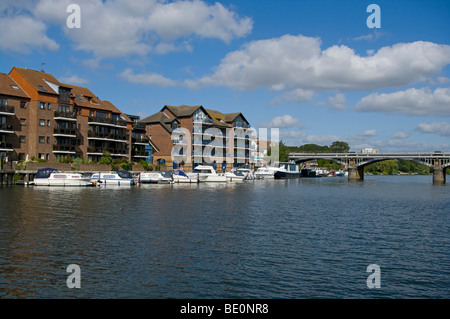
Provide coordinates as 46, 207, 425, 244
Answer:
1, 0, 449, 152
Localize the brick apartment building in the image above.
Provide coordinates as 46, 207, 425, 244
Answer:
0, 67, 152, 164
140, 105, 255, 171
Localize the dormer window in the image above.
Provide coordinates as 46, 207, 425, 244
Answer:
11, 85, 19, 90
38, 85, 48, 92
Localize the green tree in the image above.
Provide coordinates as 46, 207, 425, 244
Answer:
99, 152, 113, 165
329, 141, 350, 153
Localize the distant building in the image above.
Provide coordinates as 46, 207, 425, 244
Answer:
361, 148, 379, 154
140, 105, 254, 171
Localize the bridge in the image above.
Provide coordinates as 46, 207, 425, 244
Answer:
289, 152, 450, 183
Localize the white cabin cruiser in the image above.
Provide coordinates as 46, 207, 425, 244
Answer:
171, 170, 199, 183
91, 171, 134, 186
254, 165, 280, 179
188, 165, 227, 182
139, 171, 173, 184
225, 169, 246, 182
231, 165, 254, 180
34, 168, 94, 186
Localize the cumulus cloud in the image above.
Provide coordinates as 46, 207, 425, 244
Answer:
327, 93, 347, 111
362, 129, 377, 137
1, 0, 252, 58
0, 15, 59, 53
391, 131, 410, 139
261, 115, 303, 129
416, 122, 450, 137
355, 87, 450, 117
59, 75, 88, 85
185, 35, 450, 92
119, 69, 178, 87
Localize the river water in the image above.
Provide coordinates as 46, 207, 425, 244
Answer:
0, 175, 448, 299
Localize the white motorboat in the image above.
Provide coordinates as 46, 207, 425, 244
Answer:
91, 171, 135, 186
225, 169, 246, 182
33, 168, 94, 186
171, 170, 199, 183
139, 171, 173, 184
188, 165, 227, 182
254, 165, 280, 179
231, 165, 255, 180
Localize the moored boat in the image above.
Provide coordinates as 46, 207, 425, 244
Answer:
225, 169, 246, 182
139, 170, 173, 184
254, 165, 280, 179
171, 170, 198, 183
33, 168, 94, 186
91, 171, 134, 186
274, 162, 300, 179
187, 165, 227, 182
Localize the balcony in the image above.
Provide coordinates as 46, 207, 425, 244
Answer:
54, 128, 77, 137
0, 105, 14, 115
193, 118, 213, 125
87, 146, 128, 157
132, 150, 149, 158
88, 131, 128, 142
54, 111, 77, 121
133, 122, 146, 130
0, 124, 14, 133
53, 144, 77, 154
132, 136, 150, 145
88, 116, 127, 128
0, 142, 14, 151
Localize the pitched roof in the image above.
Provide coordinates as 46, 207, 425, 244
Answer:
162, 104, 203, 117
11, 67, 69, 94
0, 73, 30, 99
139, 111, 174, 133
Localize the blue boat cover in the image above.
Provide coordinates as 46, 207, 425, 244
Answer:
35, 168, 59, 179
116, 170, 132, 179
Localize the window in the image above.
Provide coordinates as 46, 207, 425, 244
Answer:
19, 136, 26, 143
11, 85, 19, 90
19, 153, 25, 161
47, 137, 50, 144
59, 105, 70, 113
47, 120, 51, 127
77, 96, 83, 101
38, 153, 45, 160
0, 99, 7, 107
89, 110, 94, 117
39, 119, 45, 126
39, 136, 45, 143
47, 103, 51, 110
20, 118, 26, 126
40, 102, 45, 109
46, 154, 50, 161
38, 85, 48, 92
20, 101, 26, 109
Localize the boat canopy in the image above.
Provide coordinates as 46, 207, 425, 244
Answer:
172, 170, 188, 177
116, 170, 132, 179
159, 171, 173, 178
35, 168, 59, 179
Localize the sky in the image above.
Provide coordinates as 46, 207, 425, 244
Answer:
1, 0, 449, 152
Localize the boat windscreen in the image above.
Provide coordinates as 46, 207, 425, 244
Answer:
173, 170, 187, 177
116, 170, 132, 179
160, 171, 173, 178
35, 168, 59, 179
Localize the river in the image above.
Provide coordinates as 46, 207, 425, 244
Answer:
0, 175, 448, 298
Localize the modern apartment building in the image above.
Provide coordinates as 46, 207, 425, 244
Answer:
1, 66, 149, 163
140, 105, 255, 171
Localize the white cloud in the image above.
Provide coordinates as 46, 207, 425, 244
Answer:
362, 129, 377, 137
391, 131, 410, 139
0, 15, 59, 53
59, 75, 88, 85
186, 35, 450, 92
119, 68, 178, 87
27, 0, 252, 58
327, 93, 346, 111
355, 87, 450, 117
261, 115, 303, 129
416, 122, 450, 137
270, 88, 315, 105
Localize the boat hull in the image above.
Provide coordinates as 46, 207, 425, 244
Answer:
274, 171, 300, 179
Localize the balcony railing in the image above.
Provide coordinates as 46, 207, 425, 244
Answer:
133, 123, 146, 130
54, 111, 77, 120
53, 145, 77, 153
0, 124, 14, 132
132, 150, 149, 157
88, 116, 127, 127
0, 105, 14, 114
0, 142, 13, 150
54, 128, 77, 136
88, 131, 128, 141
87, 146, 128, 155
132, 136, 149, 144
193, 118, 213, 125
